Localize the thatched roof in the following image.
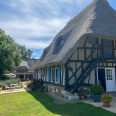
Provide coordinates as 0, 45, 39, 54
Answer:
14, 59, 38, 72
32, 0, 116, 70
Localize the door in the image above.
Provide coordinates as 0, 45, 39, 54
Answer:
105, 68, 115, 92
98, 69, 106, 91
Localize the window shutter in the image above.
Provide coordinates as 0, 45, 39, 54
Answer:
57, 67, 61, 84
47, 69, 50, 82
35, 71, 37, 79
34, 71, 36, 79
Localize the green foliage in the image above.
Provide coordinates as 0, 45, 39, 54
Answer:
30, 79, 43, 91
17, 45, 33, 59
2, 79, 19, 87
90, 85, 104, 95
0, 75, 10, 80
101, 94, 113, 103
0, 84, 3, 88
17, 78, 21, 83
80, 92, 86, 96
0, 29, 22, 76
27, 82, 32, 88
38, 86, 46, 92
26, 78, 29, 83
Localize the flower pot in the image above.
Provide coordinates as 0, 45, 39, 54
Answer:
92, 94, 101, 102
87, 94, 91, 98
103, 102, 110, 107
81, 96, 84, 100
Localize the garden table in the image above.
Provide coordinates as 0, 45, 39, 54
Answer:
10, 84, 18, 90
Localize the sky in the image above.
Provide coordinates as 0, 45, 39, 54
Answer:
0, 0, 116, 59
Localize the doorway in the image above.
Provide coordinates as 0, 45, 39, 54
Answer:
98, 68, 115, 92
98, 69, 106, 91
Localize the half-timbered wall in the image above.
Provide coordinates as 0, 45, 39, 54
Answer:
68, 36, 116, 87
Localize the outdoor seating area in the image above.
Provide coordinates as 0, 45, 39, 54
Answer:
0, 82, 31, 94
4, 83, 21, 90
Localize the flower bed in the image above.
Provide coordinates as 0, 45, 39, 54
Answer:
30, 79, 43, 91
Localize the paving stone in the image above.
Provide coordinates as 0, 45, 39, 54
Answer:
68, 96, 80, 101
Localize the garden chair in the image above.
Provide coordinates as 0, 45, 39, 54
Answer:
15, 83, 21, 89
4, 84, 10, 90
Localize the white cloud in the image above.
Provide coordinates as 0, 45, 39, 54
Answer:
0, 0, 93, 57
15, 38, 51, 49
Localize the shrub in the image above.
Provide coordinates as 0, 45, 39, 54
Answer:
80, 92, 86, 96
0, 84, 3, 88
0, 75, 10, 80
101, 94, 113, 103
30, 79, 43, 91
26, 78, 29, 83
2, 79, 20, 88
27, 82, 32, 88
90, 85, 104, 95
38, 86, 46, 92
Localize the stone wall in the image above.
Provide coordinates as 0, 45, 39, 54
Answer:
43, 83, 64, 96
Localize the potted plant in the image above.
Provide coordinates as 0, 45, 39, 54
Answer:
86, 89, 91, 98
101, 94, 113, 107
0, 84, 3, 92
90, 85, 104, 102
80, 92, 86, 100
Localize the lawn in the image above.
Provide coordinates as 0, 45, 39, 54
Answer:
0, 91, 115, 116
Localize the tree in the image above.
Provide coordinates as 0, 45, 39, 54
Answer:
0, 29, 22, 77
26, 49, 33, 59
17, 45, 33, 59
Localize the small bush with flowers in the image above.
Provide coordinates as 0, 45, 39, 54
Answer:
27, 82, 32, 88
101, 94, 113, 103
30, 79, 43, 91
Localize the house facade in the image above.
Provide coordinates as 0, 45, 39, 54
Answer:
32, 0, 116, 95
13, 59, 38, 81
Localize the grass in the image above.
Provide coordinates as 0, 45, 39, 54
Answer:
0, 91, 115, 116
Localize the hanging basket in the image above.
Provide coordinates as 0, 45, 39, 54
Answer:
103, 102, 111, 107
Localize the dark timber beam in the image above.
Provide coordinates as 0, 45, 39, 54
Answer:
53, 65, 55, 84
95, 68, 97, 84
45, 67, 47, 82
88, 75, 90, 84
75, 62, 77, 89
65, 63, 69, 90
61, 64, 64, 85
66, 46, 99, 84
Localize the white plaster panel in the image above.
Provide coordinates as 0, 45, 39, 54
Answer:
93, 50, 97, 58
107, 63, 112, 66
79, 49, 84, 60
84, 76, 89, 84
79, 38, 85, 47
86, 49, 91, 60
70, 50, 77, 60
89, 69, 95, 84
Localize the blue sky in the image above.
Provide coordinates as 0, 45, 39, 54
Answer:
0, 0, 115, 59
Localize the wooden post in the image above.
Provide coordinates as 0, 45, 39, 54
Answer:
24, 75, 25, 81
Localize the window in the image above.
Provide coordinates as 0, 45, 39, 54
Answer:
102, 39, 113, 58
50, 67, 61, 84
51, 68, 54, 82
55, 36, 64, 47
88, 36, 99, 45
55, 68, 58, 83
42, 69, 45, 75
